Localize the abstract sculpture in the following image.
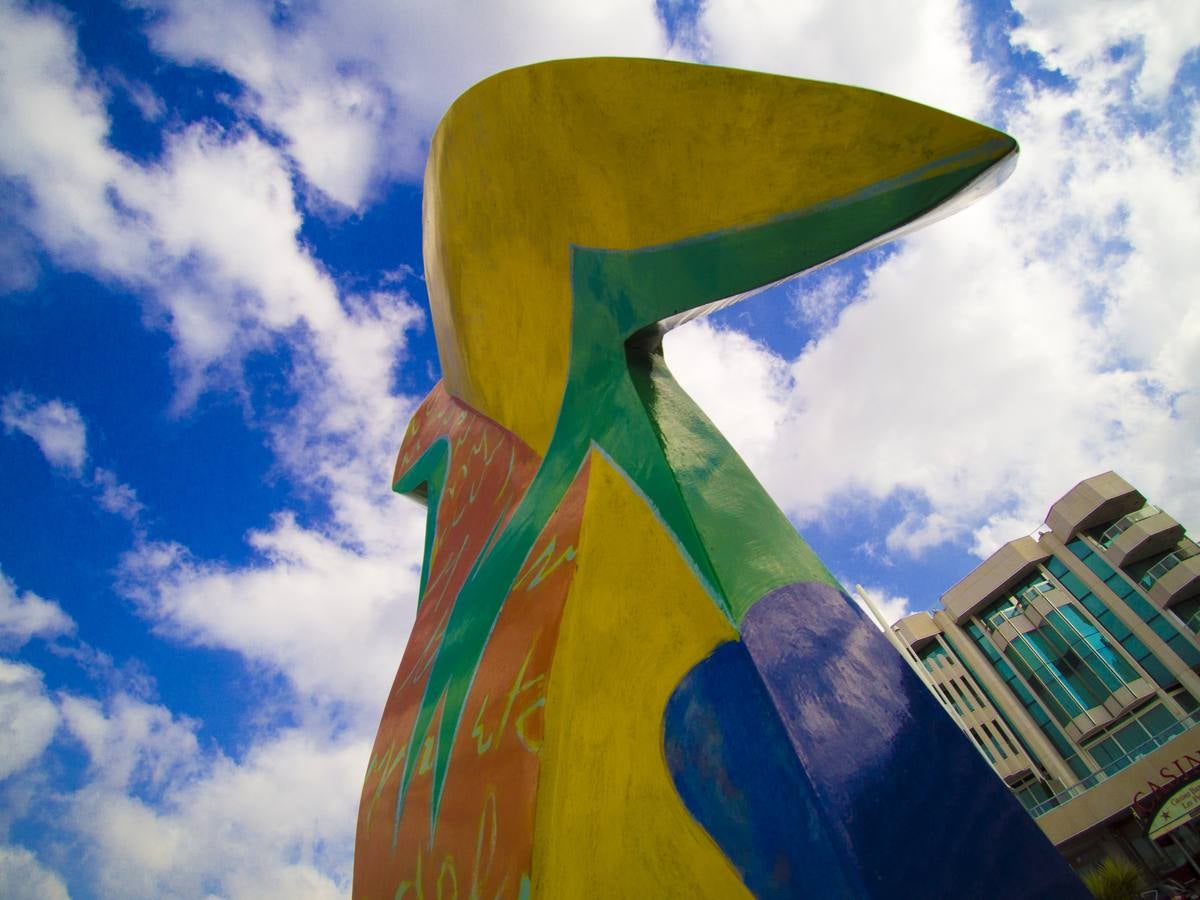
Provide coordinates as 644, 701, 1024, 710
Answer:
355, 59, 1085, 897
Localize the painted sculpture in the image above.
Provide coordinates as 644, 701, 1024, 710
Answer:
355, 59, 1086, 898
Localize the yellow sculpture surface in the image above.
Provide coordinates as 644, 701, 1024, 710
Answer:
355, 58, 1084, 899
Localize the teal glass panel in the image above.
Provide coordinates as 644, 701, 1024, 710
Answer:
1058, 571, 1090, 600
1067, 755, 1092, 779
1111, 719, 1150, 755
1058, 545, 1199, 678
1140, 703, 1181, 740
1087, 735, 1123, 774
966, 624, 1085, 772
1096, 609, 1131, 642
1105, 573, 1134, 598
1139, 654, 1176, 688
1125, 591, 1157, 621
1082, 552, 1116, 581
1151, 616, 1180, 642
1014, 780, 1053, 813
1168, 634, 1200, 667
973, 731, 995, 764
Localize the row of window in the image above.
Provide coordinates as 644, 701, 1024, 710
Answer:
969, 719, 1020, 766
965, 621, 1091, 779
960, 532, 1200, 795
998, 601, 1139, 725
1046, 553, 1177, 688
1083, 702, 1183, 777
1065, 538, 1200, 671
941, 633, 1050, 775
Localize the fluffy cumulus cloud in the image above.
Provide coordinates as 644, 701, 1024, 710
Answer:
697, 0, 990, 117
1011, 0, 1200, 100
0, 389, 143, 520
119, 510, 427, 716
0, 845, 70, 900
138, 0, 670, 208
0, 660, 60, 780
0, 1, 425, 893
45, 693, 363, 899
668, 2, 1200, 560
0, 569, 74, 650
1, 392, 87, 475
0, 563, 366, 897
0, 676, 365, 897
0, 0, 420, 410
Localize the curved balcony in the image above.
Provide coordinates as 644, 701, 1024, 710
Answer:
1104, 510, 1185, 566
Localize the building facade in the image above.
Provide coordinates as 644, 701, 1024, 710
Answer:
893, 472, 1200, 881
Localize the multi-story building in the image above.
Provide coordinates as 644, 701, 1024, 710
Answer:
892, 472, 1200, 882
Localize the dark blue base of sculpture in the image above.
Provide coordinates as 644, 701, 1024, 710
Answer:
668, 581, 1087, 898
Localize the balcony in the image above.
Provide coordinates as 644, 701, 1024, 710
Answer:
893, 612, 941, 651
1103, 509, 1186, 566
942, 537, 1050, 624
1146, 549, 1200, 608
1044, 471, 1144, 543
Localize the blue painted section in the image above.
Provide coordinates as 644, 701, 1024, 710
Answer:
738, 581, 1088, 898
664, 640, 866, 898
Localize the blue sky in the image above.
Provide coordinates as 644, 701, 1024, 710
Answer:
0, 0, 1197, 895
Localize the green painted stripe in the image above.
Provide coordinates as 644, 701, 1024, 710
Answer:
394, 438, 450, 607
391, 140, 1013, 838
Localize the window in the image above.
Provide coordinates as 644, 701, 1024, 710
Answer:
941, 633, 1048, 774
950, 679, 975, 712
1083, 703, 1183, 777
980, 722, 1008, 760
966, 623, 1091, 779
986, 595, 1140, 725
969, 728, 995, 764
1013, 778, 1054, 813
920, 644, 951, 670
1054, 545, 1200, 681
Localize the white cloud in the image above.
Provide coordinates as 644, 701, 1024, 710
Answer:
698, 0, 991, 118
0, 660, 59, 780
1, 392, 87, 475
119, 505, 426, 718
790, 270, 855, 338
2, 0, 1195, 894
0, 389, 143, 521
0, 571, 74, 650
0, 845, 70, 900
60, 693, 202, 794
668, 21, 1200, 560
662, 321, 792, 477
37, 689, 361, 898
0, 7, 426, 892
62, 724, 361, 900
0, 0, 422, 411
1011, 0, 1200, 100
92, 468, 144, 521
140, 0, 671, 208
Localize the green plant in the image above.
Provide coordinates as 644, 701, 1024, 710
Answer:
1082, 856, 1144, 900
